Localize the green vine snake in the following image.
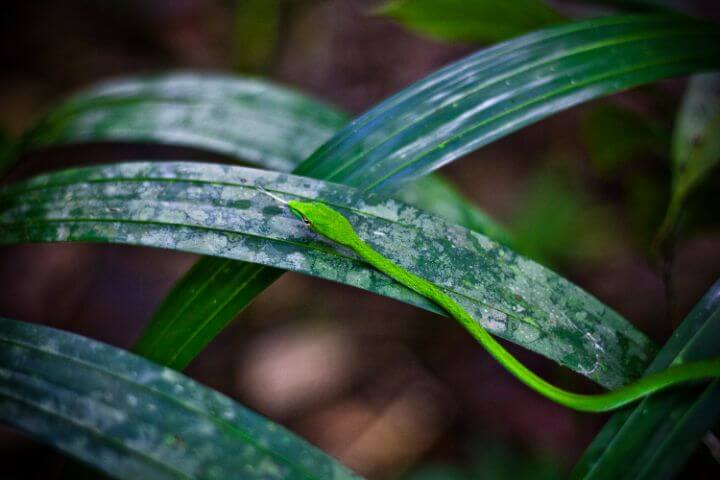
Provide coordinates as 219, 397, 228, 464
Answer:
282, 198, 720, 413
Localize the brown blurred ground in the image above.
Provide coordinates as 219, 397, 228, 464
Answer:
0, 1, 719, 479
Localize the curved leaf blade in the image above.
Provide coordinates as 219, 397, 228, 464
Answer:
572, 278, 720, 480
9, 72, 510, 244
0, 161, 655, 388
14, 72, 347, 174
296, 14, 720, 192
15, 15, 719, 377
146, 15, 719, 373
0, 317, 361, 480
6, 71, 513, 370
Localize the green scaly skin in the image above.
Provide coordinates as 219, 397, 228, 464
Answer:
287, 200, 720, 413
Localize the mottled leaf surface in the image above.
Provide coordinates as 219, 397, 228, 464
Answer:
11, 72, 509, 243
6, 71, 513, 369
0, 162, 655, 388
12, 16, 719, 377
393, 175, 514, 248
572, 278, 720, 480
146, 15, 719, 372
0, 317, 361, 480
376, 0, 565, 43
15, 72, 346, 174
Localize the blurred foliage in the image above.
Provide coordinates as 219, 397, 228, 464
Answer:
581, 104, 668, 176
405, 437, 563, 480
510, 164, 621, 266
625, 171, 670, 249
0, 127, 12, 170
657, 72, 720, 243
232, 0, 281, 73
580, 103, 672, 251
374, 0, 564, 43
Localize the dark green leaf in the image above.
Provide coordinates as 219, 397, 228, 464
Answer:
146, 15, 720, 372
11, 73, 508, 243
17, 15, 720, 373
375, 0, 565, 44
296, 15, 720, 193
0, 161, 656, 387
571, 278, 720, 480
14, 73, 347, 174
7, 71, 513, 369
0, 317, 361, 479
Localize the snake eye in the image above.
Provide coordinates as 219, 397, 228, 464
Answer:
301, 215, 311, 225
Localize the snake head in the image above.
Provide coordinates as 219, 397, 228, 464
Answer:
288, 200, 360, 247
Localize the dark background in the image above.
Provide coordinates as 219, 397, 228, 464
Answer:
0, 1, 719, 478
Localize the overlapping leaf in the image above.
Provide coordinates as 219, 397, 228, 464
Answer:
0, 317, 361, 480
0, 161, 656, 388
3, 72, 511, 369
143, 15, 720, 372
572, 278, 720, 479
10, 16, 720, 377
6, 72, 510, 243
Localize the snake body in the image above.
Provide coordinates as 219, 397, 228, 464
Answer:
287, 200, 720, 412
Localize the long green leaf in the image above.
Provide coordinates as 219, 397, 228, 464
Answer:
15, 15, 720, 374
144, 14, 720, 372
571, 278, 720, 480
4, 71, 512, 370
12, 73, 346, 174
0, 317, 361, 480
7, 72, 510, 243
657, 72, 720, 240
375, 0, 565, 44
0, 161, 656, 388
296, 14, 720, 191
